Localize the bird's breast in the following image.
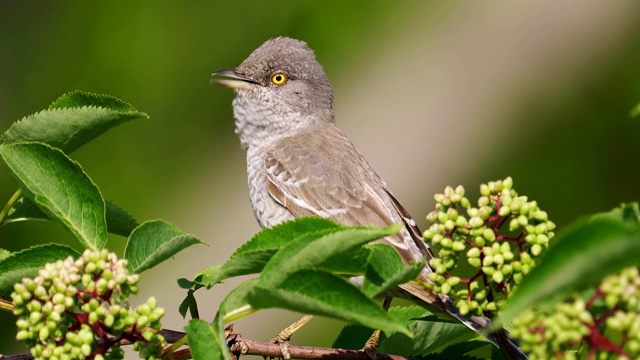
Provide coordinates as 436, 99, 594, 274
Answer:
246, 147, 295, 228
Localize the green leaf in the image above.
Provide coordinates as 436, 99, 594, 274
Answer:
0, 142, 107, 250
199, 217, 342, 287
49, 91, 138, 112
185, 316, 229, 360
496, 216, 640, 326
124, 219, 203, 274
103, 201, 139, 237
249, 269, 411, 337
2, 197, 138, 238
381, 307, 475, 356
590, 202, 640, 225
258, 224, 402, 287
220, 279, 258, 322
2, 91, 148, 153
0, 244, 80, 292
332, 323, 375, 350
178, 290, 198, 319
424, 340, 491, 360
0, 249, 9, 261
362, 243, 425, 298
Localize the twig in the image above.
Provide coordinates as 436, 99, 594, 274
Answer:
1, 328, 415, 360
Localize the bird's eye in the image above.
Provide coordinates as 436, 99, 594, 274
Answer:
271, 72, 287, 85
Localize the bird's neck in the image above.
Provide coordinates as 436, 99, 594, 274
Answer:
232, 95, 328, 150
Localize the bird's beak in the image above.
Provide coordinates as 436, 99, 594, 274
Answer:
211, 70, 255, 90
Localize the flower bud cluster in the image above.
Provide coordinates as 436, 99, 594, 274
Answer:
423, 177, 555, 316
511, 267, 640, 359
11, 249, 166, 360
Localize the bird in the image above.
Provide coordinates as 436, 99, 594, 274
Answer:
212, 37, 525, 360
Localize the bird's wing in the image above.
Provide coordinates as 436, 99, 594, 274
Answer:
264, 127, 430, 272
263, 129, 530, 359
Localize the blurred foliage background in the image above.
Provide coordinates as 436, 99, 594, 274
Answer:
1, 1, 640, 356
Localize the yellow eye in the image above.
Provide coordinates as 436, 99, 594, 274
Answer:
271, 72, 287, 85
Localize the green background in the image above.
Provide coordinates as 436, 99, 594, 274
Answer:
1, 1, 640, 356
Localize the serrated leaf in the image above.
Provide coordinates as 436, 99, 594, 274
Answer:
2, 91, 148, 153
333, 306, 429, 350
185, 316, 229, 360
0, 244, 80, 292
49, 91, 137, 112
362, 243, 425, 298
332, 323, 374, 350
0, 142, 107, 250
249, 269, 411, 337
258, 224, 402, 287
220, 278, 258, 322
316, 246, 370, 276
497, 216, 640, 326
124, 219, 203, 274
380, 306, 475, 356
200, 217, 342, 287
2, 197, 138, 238
103, 201, 138, 237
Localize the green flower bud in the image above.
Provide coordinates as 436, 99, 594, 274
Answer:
482, 266, 495, 275
478, 196, 490, 207
483, 228, 496, 241
534, 223, 547, 235
447, 277, 461, 286
89, 311, 99, 324
534, 210, 548, 222
531, 244, 542, 256
460, 197, 470, 208
480, 184, 490, 197
469, 217, 484, 228
509, 218, 519, 231
467, 247, 480, 258
513, 273, 523, 284
455, 216, 468, 227
468, 258, 481, 268
492, 271, 504, 283
536, 234, 549, 246
38, 327, 49, 342
483, 256, 494, 267
503, 177, 513, 189
473, 236, 485, 247
452, 241, 466, 252
547, 221, 556, 231
441, 283, 451, 295
485, 301, 497, 312
16, 330, 30, 341
444, 220, 455, 230
81, 343, 92, 356
498, 206, 511, 217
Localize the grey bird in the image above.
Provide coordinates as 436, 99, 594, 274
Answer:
213, 37, 525, 359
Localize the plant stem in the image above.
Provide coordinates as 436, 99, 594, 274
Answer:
0, 188, 23, 224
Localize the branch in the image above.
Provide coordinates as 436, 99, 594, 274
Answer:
229, 336, 414, 360
0, 328, 415, 360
